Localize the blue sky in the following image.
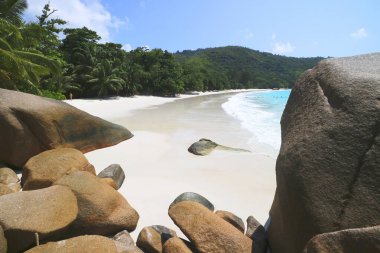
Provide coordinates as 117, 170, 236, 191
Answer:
25, 0, 379, 57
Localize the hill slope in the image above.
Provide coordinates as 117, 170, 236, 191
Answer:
175, 46, 324, 89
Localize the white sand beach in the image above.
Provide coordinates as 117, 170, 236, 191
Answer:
66, 90, 277, 239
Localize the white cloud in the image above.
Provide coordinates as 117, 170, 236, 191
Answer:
271, 33, 295, 55
24, 0, 128, 41
122, 43, 133, 52
141, 45, 150, 50
272, 42, 295, 55
350, 27, 368, 39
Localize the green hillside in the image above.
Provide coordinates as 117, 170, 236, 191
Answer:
175, 46, 324, 89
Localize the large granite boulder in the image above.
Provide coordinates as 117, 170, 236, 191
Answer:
0, 225, 6, 253
0, 185, 78, 252
54, 171, 139, 236
25, 235, 118, 253
304, 225, 380, 253
0, 88, 133, 167
22, 148, 95, 190
136, 225, 177, 253
268, 53, 380, 253
169, 201, 252, 253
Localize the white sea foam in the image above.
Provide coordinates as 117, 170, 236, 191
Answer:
222, 90, 290, 151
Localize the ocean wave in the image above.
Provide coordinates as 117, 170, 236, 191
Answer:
222, 90, 290, 151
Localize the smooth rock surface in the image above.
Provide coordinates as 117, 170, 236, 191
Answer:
25, 235, 118, 253
22, 148, 95, 190
100, 177, 118, 189
0, 167, 19, 185
163, 237, 193, 253
97, 164, 125, 190
304, 225, 380, 253
0, 184, 14, 196
113, 230, 143, 253
54, 171, 139, 235
215, 210, 245, 233
170, 192, 214, 211
246, 215, 262, 237
246, 216, 267, 253
0, 167, 20, 194
136, 225, 177, 253
169, 201, 252, 253
0, 185, 78, 252
268, 53, 380, 253
188, 138, 218, 155
0, 88, 133, 167
0, 225, 6, 253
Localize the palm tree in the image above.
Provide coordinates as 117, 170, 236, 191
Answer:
0, 18, 60, 92
88, 59, 125, 97
0, 0, 27, 25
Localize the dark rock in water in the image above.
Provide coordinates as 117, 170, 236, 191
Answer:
169, 201, 252, 253
188, 138, 218, 156
268, 53, 380, 253
304, 225, 380, 253
97, 164, 125, 190
215, 210, 245, 233
170, 192, 214, 211
0, 225, 6, 253
0, 185, 78, 253
54, 171, 139, 236
163, 237, 193, 253
24, 235, 118, 253
246, 216, 268, 253
136, 225, 177, 253
22, 148, 95, 190
113, 230, 143, 253
0, 88, 133, 168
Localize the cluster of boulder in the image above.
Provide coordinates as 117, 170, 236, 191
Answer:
0, 149, 140, 253
131, 192, 267, 253
0, 89, 140, 252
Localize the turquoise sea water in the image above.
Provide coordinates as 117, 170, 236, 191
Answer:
222, 90, 291, 151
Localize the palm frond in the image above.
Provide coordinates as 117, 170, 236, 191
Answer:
0, 0, 28, 25
14, 50, 61, 75
0, 37, 12, 51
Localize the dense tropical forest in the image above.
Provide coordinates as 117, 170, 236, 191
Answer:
0, 0, 324, 99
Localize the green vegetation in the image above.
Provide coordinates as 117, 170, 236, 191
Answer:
175, 47, 323, 89
0, 1, 323, 99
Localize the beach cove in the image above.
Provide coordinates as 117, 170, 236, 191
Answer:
66, 90, 281, 239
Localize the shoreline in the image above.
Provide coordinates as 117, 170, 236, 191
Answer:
66, 90, 277, 239
65, 89, 263, 121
